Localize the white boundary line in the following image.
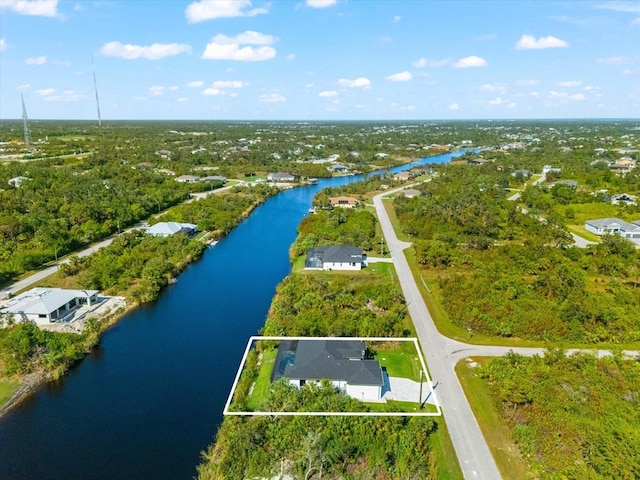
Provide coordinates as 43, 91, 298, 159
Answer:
223, 336, 442, 417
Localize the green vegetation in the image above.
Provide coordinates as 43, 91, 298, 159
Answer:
372, 341, 422, 381
477, 351, 640, 479
246, 348, 278, 411
0, 378, 20, 406
200, 380, 440, 480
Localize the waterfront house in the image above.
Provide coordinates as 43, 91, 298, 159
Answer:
175, 175, 200, 183
0, 287, 99, 326
329, 196, 358, 208
145, 222, 197, 237
267, 172, 297, 182
305, 245, 365, 271
271, 339, 384, 402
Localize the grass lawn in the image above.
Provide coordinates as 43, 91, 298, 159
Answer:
371, 341, 422, 381
0, 378, 20, 407
566, 224, 600, 243
364, 399, 439, 414
430, 418, 464, 480
246, 348, 278, 410
455, 357, 530, 479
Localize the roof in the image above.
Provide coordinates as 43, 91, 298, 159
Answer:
0, 288, 98, 315
306, 245, 364, 265
330, 196, 358, 204
272, 340, 383, 387
146, 221, 197, 236
585, 218, 640, 231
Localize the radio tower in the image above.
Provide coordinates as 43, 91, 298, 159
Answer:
21, 93, 32, 147
92, 55, 102, 127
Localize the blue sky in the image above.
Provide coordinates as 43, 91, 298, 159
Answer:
1, 0, 639, 120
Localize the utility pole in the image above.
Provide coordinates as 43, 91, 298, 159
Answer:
418, 370, 424, 409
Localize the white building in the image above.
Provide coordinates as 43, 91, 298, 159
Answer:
145, 222, 197, 237
0, 287, 99, 325
585, 218, 640, 239
271, 340, 384, 402
304, 245, 366, 271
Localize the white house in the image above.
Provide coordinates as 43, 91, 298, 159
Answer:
145, 222, 197, 237
0, 287, 99, 325
585, 218, 640, 239
271, 339, 384, 402
175, 175, 200, 183
267, 172, 297, 182
305, 245, 366, 271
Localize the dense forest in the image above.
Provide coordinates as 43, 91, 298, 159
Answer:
480, 350, 640, 479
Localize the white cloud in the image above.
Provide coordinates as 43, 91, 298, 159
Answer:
516, 34, 568, 50
25, 56, 46, 65
318, 90, 338, 97
1, 0, 59, 17
488, 97, 504, 106
287, 53, 295, 60
0, 38, 7, 52
212, 80, 247, 88
393, 15, 401, 23
338, 77, 371, 88
169, 86, 179, 91
569, 93, 585, 100
306, 0, 337, 8
448, 103, 460, 110
260, 93, 286, 103
185, 0, 268, 23
517, 79, 539, 86
202, 31, 276, 61
633, 17, 640, 24
187, 80, 204, 87
203, 87, 224, 96
35, 88, 56, 96
412, 57, 450, 68
17, 83, 31, 90
453, 56, 488, 68
480, 83, 507, 93
99, 41, 192, 60
177, 97, 188, 102
35, 88, 85, 102
557, 81, 582, 87
149, 86, 165, 96
597, 56, 627, 64
594, 2, 640, 13
385, 71, 412, 82
508, 102, 516, 108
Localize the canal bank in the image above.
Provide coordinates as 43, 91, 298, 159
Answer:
0, 151, 467, 480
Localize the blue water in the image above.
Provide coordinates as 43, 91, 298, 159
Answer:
0, 151, 464, 479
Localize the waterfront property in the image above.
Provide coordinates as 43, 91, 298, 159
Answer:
584, 218, 640, 239
329, 195, 358, 208
267, 172, 297, 182
145, 221, 198, 237
0, 287, 99, 326
271, 339, 384, 402
304, 245, 366, 270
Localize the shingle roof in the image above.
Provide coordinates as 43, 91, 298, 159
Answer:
306, 245, 364, 265
271, 339, 383, 387
146, 222, 197, 236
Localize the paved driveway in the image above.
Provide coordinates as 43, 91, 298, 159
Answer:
382, 375, 438, 405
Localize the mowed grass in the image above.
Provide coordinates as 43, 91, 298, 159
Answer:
246, 348, 278, 410
0, 378, 20, 407
455, 357, 530, 479
430, 418, 465, 480
372, 341, 422, 381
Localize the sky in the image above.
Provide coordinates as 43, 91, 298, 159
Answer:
0, 0, 639, 121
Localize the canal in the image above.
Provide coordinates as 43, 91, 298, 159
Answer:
0, 151, 464, 479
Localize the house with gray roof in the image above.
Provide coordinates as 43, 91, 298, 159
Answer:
585, 218, 640, 239
271, 339, 384, 402
0, 287, 99, 325
267, 172, 297, 182
145, 221, 197, 237
305, 245, 366, 271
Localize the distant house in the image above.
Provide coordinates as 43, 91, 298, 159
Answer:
327, 163, 350, 173
202, 175, 227, 184
305, 245, 366, 271
267, 172, 297, 182
0, 287, 99, 325
271, 339, 384, 402
8, 176, 31, 188
399, 189, 422, 199
550, 179, 578, 189
175, 175, 200, 183
394, 171, 411, 181
329, 196, 358, 208
611, 193, 637, 206
511, 169, 531, 178
584, 218, 640, 239
542, 165, 561, 175
145, 221, 197, 237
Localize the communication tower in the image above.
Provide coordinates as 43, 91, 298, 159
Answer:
21, 93, 32, 147
92, 55, 102, 127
